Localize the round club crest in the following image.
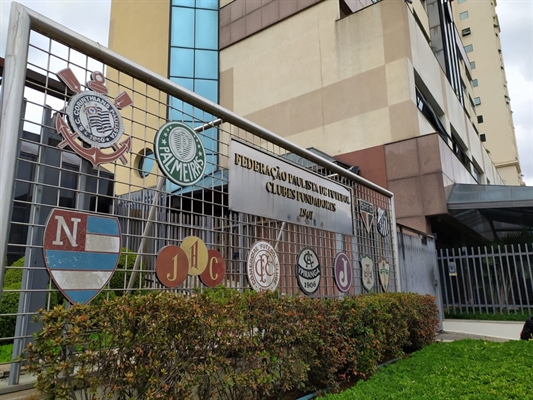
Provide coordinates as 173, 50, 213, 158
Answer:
66, 91, 125, 149
334, 252, 352, 293
154, 121, 207, 186
247, 241, 280, 292
55, 69, 133, 167
296, 247, 321, 295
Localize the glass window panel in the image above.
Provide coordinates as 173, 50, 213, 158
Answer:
459, 11, 469, 20
171, 77, 194, 91
170, 48, 194, 77
472, 79, 478, 87
195, 9, 218, 49
464, 44, 473, 53
195, 79, 218, 102
172, 0, 195, 8
195, 50, 218, 79
171, 7, 195, 47
169, 95, 194, 121
470, 61, 476, 69
196, 0, 218, 9
138, 150, 155, 178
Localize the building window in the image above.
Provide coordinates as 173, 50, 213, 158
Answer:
474, 97, 481, 105
462, 27, 471, 36
473, 165, 482, 183
459, 11, 469, 20
472, 79, 478, 87
470, 61, 476, 69
137, 149, 155, 178
168, 0, 219, 190
416, 87, 449, 142
464, 44, 474, 53
477, 115, 484, 123
458, 0, 466, 3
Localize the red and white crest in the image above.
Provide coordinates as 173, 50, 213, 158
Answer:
358, 200, 374, 234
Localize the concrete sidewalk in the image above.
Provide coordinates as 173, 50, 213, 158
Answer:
438, 319, 523, 342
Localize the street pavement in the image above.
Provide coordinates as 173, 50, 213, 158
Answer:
439, 319, 523, 341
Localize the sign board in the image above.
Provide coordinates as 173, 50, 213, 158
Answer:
448, 261, 457, 276
229, 140, 353, 235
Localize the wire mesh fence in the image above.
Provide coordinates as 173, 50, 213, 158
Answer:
0, 4, 397, 387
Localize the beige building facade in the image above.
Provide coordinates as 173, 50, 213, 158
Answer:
108, 0, 521, 238
217, 0, 503, 233
452, 0, 522, 185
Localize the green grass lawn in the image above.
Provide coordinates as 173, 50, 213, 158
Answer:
323, 339, 533, 399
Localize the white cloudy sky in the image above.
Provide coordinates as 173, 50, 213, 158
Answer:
0, 0, 532, 185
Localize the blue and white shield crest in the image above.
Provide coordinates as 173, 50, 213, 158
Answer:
43, 209, 121, 305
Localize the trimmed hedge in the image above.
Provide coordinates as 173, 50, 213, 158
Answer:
25, 291, 438, 400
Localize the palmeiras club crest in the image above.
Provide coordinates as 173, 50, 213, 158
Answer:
360, 255, 375, 292
378, 258, 390, 292
377, 207, 390, 237
358, 200, 374, 234
154, 121, 207, 186
43, 209, 121, 305
55, 68, 133, 167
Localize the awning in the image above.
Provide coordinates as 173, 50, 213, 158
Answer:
447, 184, 533, 241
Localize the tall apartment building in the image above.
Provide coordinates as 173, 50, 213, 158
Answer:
452, 0, 522, 186
108, 0, 524, 243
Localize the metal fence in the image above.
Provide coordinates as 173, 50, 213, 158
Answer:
398, 227, 443, 329
0, 3, 398, 390
438, 244, 533, 315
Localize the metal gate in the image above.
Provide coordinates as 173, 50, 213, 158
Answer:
398, 226, 443, 329
0, 3, 398, 390
438, 244, 533, 315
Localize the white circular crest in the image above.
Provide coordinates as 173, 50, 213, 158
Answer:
65, 91, 124, 149
247, 241, 280, 292
296, 247, 321, 295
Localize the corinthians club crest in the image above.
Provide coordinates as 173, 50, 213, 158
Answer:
55, 68, 133, 167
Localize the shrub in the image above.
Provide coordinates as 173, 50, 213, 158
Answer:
25, 292, 439, 399
0, 283, 21, 341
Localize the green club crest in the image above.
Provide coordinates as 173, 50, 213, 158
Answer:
154, 122, 206, 186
